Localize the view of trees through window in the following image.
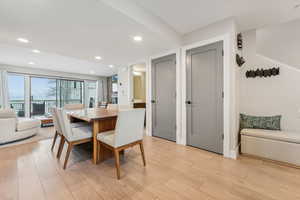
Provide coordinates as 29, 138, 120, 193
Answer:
8, 73, 91, 117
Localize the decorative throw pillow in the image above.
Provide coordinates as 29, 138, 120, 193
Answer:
240, 114, 281, 130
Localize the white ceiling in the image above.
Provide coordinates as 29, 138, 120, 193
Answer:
0, 0, 178, 76
0, 0, 300, 76
135, 0, 300, 34
256, 19, 300, 69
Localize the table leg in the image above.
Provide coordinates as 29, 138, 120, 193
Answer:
92, 121, 99, 164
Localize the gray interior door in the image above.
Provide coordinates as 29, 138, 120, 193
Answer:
152, 54, 176, 141
186, 41, 223, 154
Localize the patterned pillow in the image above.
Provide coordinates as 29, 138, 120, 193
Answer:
240, 114, 281, 130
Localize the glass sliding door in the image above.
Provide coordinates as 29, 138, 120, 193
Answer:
7, 74, 25, 117
57, 80, 84, 108
30, 77, 57, 117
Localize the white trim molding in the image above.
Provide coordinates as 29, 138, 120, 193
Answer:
147, 49, 182, 144
181, 34, 232, 158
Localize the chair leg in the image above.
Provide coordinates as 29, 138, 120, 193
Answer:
63, 142, 73, 170
114, 149, 121, 180
51, 131, 59, 151
139, 141, 146, 166
57, 136, 65, 159
97, 141, 100, 163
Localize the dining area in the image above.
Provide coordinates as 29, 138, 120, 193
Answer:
50, 103, 146, 180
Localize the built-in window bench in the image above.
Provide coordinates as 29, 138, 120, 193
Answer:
241, 129, 300, 167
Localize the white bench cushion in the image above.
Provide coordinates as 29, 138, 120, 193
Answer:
241, 129, 300, 144
17, 118, 41, 131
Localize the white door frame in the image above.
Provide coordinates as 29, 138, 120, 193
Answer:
181, 34, 231, 158
148, 49, 181, 144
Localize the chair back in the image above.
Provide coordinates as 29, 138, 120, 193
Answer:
118, 104, 133, 110
56, 108, 73, 140
0, 109, 17, 119
107, 104, 118, 110
64, 104, 84, 110
114, 109, 145, 147
49, 108, 63, 134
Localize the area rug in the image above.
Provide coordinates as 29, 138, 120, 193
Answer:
0, 127, 55, 149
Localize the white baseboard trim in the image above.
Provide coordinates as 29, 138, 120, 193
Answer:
229, 145, 240, 159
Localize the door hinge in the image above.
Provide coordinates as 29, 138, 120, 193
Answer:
222, 50, 224, 56
222, 134, 224, 140
222, 91, 224, 98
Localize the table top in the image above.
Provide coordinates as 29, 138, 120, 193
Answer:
68, 108, 118, 122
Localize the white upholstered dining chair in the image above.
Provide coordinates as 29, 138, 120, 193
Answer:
56, 108, 92, 169
49, 108, 63, 152
97, 108, 146, 179
107, 104, 132, 110
106, 104, 118, 110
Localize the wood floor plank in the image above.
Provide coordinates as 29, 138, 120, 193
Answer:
1, 129, 300, 200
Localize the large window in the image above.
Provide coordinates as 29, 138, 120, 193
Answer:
86, 81, 97, 108
30, 77, 57, 117
8, 74, 25, 117
30, 77, 84, 117
111, 75, 118, 104
7, 72, 97, 118
57, 80, 84, 108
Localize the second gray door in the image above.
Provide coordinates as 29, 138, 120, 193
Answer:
152, 54, 176, 142
186, 41, 224, 154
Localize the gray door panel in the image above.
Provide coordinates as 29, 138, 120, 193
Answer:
186, 42, 223, 154
152, 54, 176, 141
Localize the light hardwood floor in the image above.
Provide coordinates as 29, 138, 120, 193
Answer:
1, 133, 300, 200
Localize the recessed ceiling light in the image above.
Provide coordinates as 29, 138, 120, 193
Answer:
109, 65, 114, 68
95, 56, 102, 60
89, 70, 95, 74
17, 38, 29, 43
32, 49, 40, 53
28, 62, 35, 65
133, 36, 143, 42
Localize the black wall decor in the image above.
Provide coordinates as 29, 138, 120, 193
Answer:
237, 33, 243, 50
245, 67, 280, 78
236, 54, 245, 67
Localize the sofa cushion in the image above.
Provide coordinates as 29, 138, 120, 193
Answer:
240, 114, 281, 130
17, 118, 41, 131
241, 129, 300, 144
0, 109, 17, 119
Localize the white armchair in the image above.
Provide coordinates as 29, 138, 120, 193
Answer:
0, 109, 40, 145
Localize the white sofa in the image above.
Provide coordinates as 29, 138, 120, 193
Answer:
0, 109, 41, 145
241, 128, 300, 166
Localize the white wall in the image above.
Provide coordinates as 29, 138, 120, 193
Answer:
117, 67, 131, 105
256, 19, 300, 70
119, 18, 240, 158
240, 30, 300, 132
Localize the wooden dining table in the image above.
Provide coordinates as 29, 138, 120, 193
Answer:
68, 108, 118, 164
